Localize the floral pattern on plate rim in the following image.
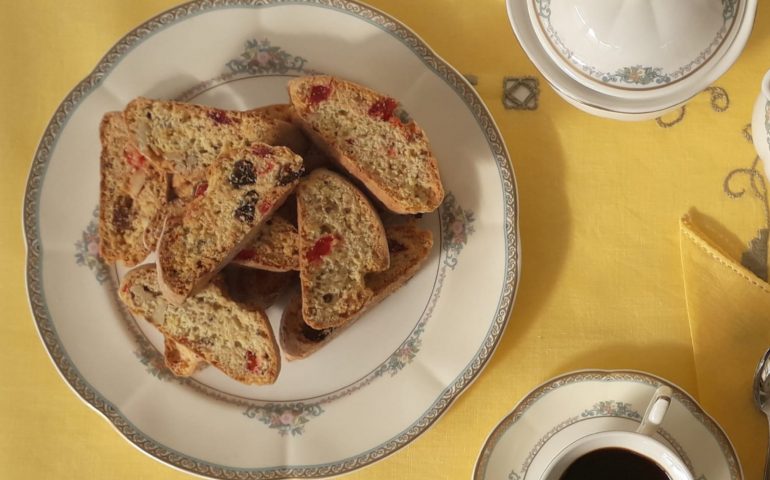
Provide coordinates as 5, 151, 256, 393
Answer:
74, 206, 110, 285
532, 0, 740, 90
175, 37, 320, 101
442, 191, 475, 269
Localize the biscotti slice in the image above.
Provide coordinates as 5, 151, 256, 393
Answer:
169, 105, 299, 203
251, 103, 294, 123
301, 144, 332, 173
297, 168, 389, 329
164, 336, 205, 377
124, 97, 308, 183
288, 75, 444, 214
99, 112, 169, 265
222, 264, 295, 311
164, 263, 294, 375
157, 144, 304, 304
232, 215, 299, 272
281, 223, 433, 359
119, 264, 280, 384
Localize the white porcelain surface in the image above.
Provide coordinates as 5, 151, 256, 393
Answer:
554, 86, 681, 121
473, 370, 742, 480
23, 2, 520, 479
529, 0, 740, 97
752, 70, 770, 179
508, 0, 757, 119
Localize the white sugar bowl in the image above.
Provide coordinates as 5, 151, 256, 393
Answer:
508, 0, 757, 120
752, 70, 770, 177
527, 0, 745, 100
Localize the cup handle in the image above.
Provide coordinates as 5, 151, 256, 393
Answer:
636, 385, 673, 437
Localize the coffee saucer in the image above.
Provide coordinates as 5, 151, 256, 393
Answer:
473, 370, 741, 479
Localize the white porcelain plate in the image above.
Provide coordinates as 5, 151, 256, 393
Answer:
23, 1, 519, 478
474, 370, 741, 480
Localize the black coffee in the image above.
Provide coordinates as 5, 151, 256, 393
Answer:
559, 447, 670, 480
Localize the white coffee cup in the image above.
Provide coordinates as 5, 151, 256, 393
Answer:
540, 386, 693, 480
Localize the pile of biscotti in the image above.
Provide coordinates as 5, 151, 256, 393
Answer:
101, 75, 444, 385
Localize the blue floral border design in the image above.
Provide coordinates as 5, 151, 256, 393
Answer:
226, 38, 310, 75
441, 192, 475, 269
175, 38, 320, 102
244, 403, 324, 437
532, 0, 740, 89
74, 206, 110, 284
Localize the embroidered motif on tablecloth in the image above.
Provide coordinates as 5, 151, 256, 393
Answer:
503, 76, 539, 110
656, 86, 730, 128
724, 145, 770, 281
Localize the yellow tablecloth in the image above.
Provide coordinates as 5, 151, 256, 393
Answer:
1, 1, 769, 478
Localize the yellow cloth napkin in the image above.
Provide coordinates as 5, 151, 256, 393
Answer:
681, 214, 770, 480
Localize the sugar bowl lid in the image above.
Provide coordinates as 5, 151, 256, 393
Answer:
528, 0, 742, 95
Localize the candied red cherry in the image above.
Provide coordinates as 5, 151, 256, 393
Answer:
236, 249, 257, 261
246, 351, 260, 372
251, 145, 272, 157
368, 97, 398, 121
208, 110, 233, 125
194, 181, 208, 197
305, 234, 335, 263
309, 84, 332, 105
